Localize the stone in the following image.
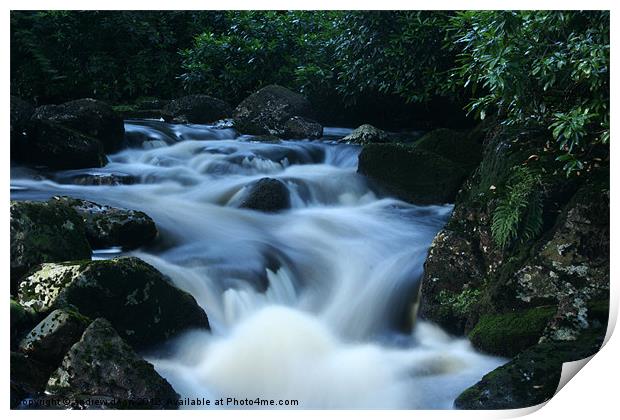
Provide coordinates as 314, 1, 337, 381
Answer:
46, 318, 179, 408
17, 257, 210, 349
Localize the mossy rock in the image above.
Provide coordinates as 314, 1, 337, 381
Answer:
162, 94, 232, 124
414, 127, 483, 172
342, 124, 390, 145
46, 318, 179, 408
10, 200, 92, 291
233, 84, 316, 136
19, 308, 91, 366
468, 306, 557, 357
53, 196, 158, 250
32, 98, 124, 153
21, 119, 108, 169
455, 327, 605, 409
17, 257, 210, 349
358, 143, 468, 205
283, 116, 323, 139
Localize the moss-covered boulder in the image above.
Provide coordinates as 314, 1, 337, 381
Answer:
358, 143, 468, 205
467, 307, 557, 357
53, 196, 157, 250
10, 96, 34, 158
342, 124, 390, 145
238, 177, 291, 212
19, 308, 90, 365
10, 200, 92, 290
417, 126, 609, 360
414, 127, 483, 172
283, 116, 323, 139
17, 257, 209, 349
162, 94, 232, 124
233, 84, 317, 136
22, 119, 109, 169
454, 327, 605, 409
46, 318, 179, 409
32, 98, 124, 152
11, 299, 39, 350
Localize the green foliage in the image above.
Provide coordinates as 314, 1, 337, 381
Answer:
179, 11, 339, 106
11, 11, 219, 103
491, 166, 544, 248
451, 11, 609, 175
333, 11, 456, 105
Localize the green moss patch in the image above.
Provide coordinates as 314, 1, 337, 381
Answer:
468, 306, 557, 357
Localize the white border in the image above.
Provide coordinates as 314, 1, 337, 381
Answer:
2, 2, 617, 419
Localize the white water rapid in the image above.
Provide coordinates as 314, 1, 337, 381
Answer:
10, 120, 504, 409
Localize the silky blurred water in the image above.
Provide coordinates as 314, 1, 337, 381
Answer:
10, 121, 504, 409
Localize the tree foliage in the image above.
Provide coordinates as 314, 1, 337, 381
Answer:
451, 11, 609, 176
11, 10, 610, 173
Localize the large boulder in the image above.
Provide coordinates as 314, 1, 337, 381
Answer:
17, 257, 210, 349
53, 197, 157, 250
417, 126, 609, 357
233, 85, 319, 136
32, 98, 124, 152
238, 178, 291, 212
358, 143, 468, 205
10, 200, 92, 290
162, 94, 232, 124
342, 124, 390, 145
19, 308, 90, 366
10, 96, 34, 156
414, 127, 483, 172
283, 116, 323, 139
357, 126, 484, 205
454, 327, 605, 409
46, 318, 179, 409
22, 119, 109, 169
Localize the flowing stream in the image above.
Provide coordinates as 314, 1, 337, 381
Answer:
10, 120, 504, 409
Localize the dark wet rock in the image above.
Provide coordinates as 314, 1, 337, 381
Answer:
10, 199, 91, 291
17, 257, 210, 349
65, 173, 136, 186
454, 327, 605, 409
239, 177, 291, 212
11, 299, 39, 350
11, 351, 53, 407
53, 196, 157, 250
283, 116, 323, 139
162, 94, 232, 124
22, 119, 109, 169
342, 124, 390, 145
418, 230, 485, 335
358, 143, 468, 205
233, 85, 316, 136
10, 96, 34, 157
46, 318, 179, 409
32, 98, 124, 152
19, 308, 90, 365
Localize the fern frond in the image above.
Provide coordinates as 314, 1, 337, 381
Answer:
491, 166, 544, 248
